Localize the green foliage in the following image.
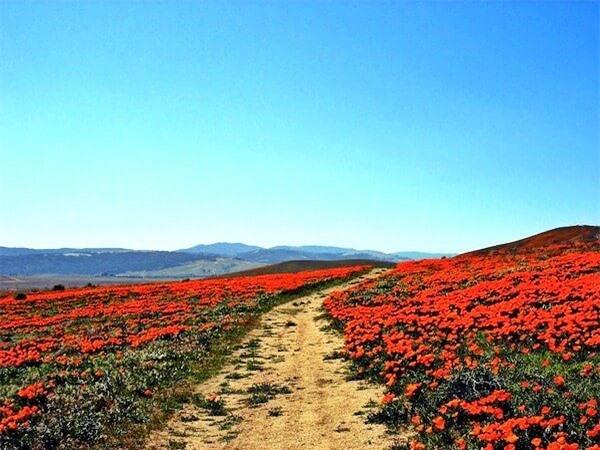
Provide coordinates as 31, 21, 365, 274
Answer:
245, 383, 292, 406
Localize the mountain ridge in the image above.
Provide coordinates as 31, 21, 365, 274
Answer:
179, 242, 262, 257
178, 243, 453, 262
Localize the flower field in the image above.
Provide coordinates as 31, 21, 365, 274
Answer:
0, 266, 367, 449
325, 242, 599, 450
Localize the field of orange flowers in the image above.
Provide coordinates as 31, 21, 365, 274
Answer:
0, 266, 367, 449
325, 243, 599, 450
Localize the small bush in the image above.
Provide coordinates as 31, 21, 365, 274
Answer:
246, 383, 291, 406
268, 407, 283, 417
190, 393, 227, 416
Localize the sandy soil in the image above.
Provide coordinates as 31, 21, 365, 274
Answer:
147, 268, 399, 450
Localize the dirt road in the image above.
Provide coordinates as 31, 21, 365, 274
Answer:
147, 268, 393, 450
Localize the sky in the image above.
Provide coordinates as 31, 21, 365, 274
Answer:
0, 1, 598, 253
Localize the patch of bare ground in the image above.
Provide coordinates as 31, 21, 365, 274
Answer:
146, 268, 404, 450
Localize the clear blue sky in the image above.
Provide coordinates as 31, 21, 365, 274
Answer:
0, 1, 598, 253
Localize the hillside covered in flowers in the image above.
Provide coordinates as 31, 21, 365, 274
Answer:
0, 265, 368, 449
325, 234, 599, 450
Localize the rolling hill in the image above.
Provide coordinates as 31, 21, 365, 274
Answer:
0, 247, 131, 257
178, 243, 429, 263
0, 251, 220, 276
215, 259, 396, 278
461, 225, 600, 256
235, 248, 406, 264
121, 258, 263, 278
179, 242, 262, 257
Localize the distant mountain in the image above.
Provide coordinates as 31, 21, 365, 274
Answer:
236, 248, 324, 264
0, 251, 218, 276
392, 251, 455, 260
235, 248, 407, 264
178, 242, 450, 263
461, 225, 600, 257
0, 242, 451, 278
0, 247, 40, 257
0, 247, 131, 257
179, 243, 263, 257
121, 258, 263, 278
271, 245, 361, 254
270, 245, 404, 261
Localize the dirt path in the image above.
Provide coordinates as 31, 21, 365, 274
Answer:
147, 268, 393, 450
